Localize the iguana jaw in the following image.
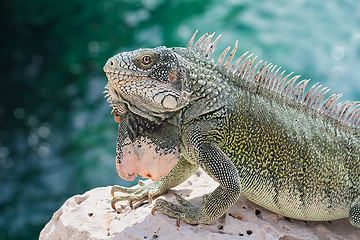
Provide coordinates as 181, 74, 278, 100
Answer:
106, 71, 183, 110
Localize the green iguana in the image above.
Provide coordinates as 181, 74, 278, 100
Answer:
103, 30, 360, 227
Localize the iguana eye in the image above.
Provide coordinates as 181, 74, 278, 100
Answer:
141, 55, 152, 65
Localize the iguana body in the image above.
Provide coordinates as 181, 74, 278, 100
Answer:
103, 31, 360, 227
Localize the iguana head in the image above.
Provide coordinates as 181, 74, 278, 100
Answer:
103, 46, 191, 124
103, 46, 193, 181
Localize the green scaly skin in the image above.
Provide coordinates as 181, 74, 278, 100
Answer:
103, 32, 360, 227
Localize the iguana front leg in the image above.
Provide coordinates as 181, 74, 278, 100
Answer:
111, 155, 198, 209
154, 126, 241, 224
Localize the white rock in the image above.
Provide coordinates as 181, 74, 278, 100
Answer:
40, 170, 360, 240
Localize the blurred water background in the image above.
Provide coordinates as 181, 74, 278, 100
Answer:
0, 0, 360, 239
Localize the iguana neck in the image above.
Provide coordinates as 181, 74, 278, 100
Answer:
173, 47, 236, 124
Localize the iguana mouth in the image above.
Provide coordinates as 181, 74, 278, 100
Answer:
106, 71, 155, 84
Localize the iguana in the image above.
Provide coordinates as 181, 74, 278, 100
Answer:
103, 30, 360, 228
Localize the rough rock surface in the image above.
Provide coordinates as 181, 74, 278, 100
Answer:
40, 170, 360, 240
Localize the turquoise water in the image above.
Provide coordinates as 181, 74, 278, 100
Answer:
0, 0, 359, 239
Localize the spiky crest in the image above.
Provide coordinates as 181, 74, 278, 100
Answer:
186, 31, 360, 129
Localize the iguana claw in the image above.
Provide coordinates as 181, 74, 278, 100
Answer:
148, 193, 153, 204
110, 180, 167, 210
154, 195, 212, 225
151, 207, 156, 215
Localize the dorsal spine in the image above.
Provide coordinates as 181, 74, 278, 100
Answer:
186, 31, 360, 129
